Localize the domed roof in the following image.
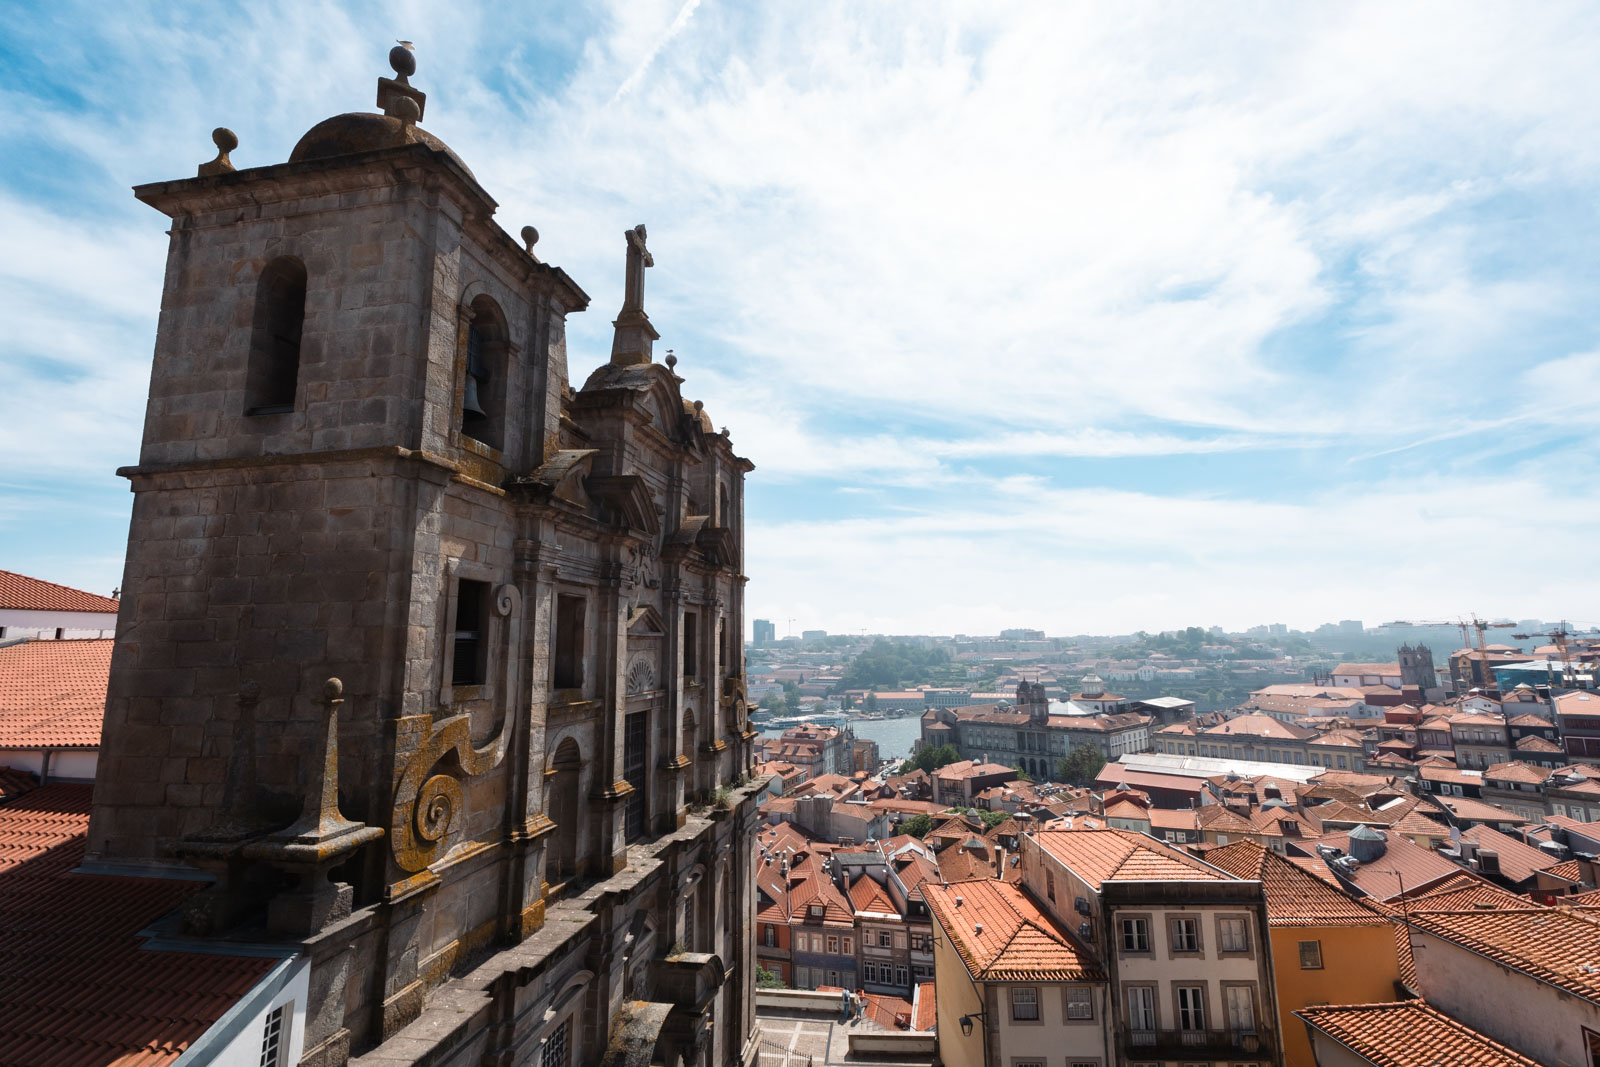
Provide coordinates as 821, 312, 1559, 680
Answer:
288, 112, 473, 177
1079, 672, 1105, 697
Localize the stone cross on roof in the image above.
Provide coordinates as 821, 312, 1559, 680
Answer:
622, 224, 652, 313
610, 223, 661, 366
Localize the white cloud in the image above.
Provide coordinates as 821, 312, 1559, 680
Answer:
5, 1, 1600, 629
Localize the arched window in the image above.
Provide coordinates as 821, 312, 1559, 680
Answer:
461, 295, 508, 450
245, 257, 307, 414
718, 483, 730, 528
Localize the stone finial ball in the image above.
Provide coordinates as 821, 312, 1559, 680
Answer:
693, 400, 704, 413
213, 127, 239, 152
390, 43, 417, 77
521, 225, 539, 250
324, 677, 345, 701
392, 95, 421, 124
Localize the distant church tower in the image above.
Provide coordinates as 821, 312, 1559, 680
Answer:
1398, 643, 1436, 691
87, 46, 760, 1067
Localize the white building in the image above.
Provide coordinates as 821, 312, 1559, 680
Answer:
0, 571, 119, 641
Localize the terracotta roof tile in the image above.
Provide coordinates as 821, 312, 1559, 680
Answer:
1032, 828, 1230, 888
911, 981, 937, 1032
1484, 761, 1547, 784
0, 766, 37, 800
0, 785, 277, 1064
0, 571, 120, 614
1207, 840, 1388, 927
1431, 795, 1530, 826
849, 874, 899, 916
1458, 825, 1564, 885
924, 878, 1104, 982
1296, 1000, 1541, 1066
0, 638, 112, 749
1407, 907, 1600, 1003
1310, 830, 1463, 902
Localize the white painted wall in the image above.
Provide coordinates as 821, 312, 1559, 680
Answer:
174, 955, 309, 1066
0, 749, 98, 782
1410, 927, 1600, 1067
0, 608, 117, 639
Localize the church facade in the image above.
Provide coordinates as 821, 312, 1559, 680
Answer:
86, 48, 763, 1067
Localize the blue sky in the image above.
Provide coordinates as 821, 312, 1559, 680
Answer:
3, 1, 1599, 636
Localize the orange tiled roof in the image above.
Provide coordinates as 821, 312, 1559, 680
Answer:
924, 878, 1104, 982
1407, 907, 1600, 1003
1432, 795, 1529, 826
1207, 840, 1388, 927
0, 784, 277, 1064
0, 638, 112, 749
1484, 761, 1547, 784
849, 874, 899, 916
1458, 825, 1565, 885
0, 571, 120, 613
1400, 876, 1527, 912
1032, 827, 1230, 888
911, 981, 937, 1032
0, 766, 37, 800
1311, 830, 1462, 902
1515, 735, 1563, 753
1296, 1000, 1540, 1066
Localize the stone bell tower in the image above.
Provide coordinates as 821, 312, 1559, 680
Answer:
89, 44, 763, 1067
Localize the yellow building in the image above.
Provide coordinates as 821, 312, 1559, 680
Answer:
1207, 841, 1402, 1067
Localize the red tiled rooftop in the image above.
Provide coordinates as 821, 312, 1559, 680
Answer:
0, 784, 277, 1064
1032, 827, 1230, 888
1296, 1000, 1540, 1067
0, 638, 112, 749
1311, 830, 1462, 902
1207, 840, 1388, 927
924, 878, 1103, 982
1407, 907, 1600, 1003
0, 571, 120, 614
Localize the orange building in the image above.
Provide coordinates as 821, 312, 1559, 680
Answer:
1208, 841, 1402, 1067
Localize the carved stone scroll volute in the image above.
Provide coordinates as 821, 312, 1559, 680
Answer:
391, 583, 520, 875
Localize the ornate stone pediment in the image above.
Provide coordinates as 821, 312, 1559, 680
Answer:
627, 604, 666, 637
587, 474, 660, 534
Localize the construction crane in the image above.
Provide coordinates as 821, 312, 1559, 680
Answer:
1457, 615, 1518, 691
1509, 622, 1600, 664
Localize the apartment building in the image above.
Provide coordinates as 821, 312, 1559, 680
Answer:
1206, 841, 1401, 1067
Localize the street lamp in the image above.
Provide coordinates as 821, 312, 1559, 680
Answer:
959, 1009, 991, 1067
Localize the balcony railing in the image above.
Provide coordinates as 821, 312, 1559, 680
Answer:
1126, 1027, 1269, 1058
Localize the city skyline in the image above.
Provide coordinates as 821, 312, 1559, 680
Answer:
6, 2, 1600, 635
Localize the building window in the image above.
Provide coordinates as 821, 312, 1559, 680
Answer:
541, 1019, 570, 1067
1170, 916, 1200, 954
880, 932, 893, 948
1176, 985, 1206, 1030
843, 936, 853, 953
259, 1002, 289, 1067
245, 257, 306, 415
1224, 985, 1256, 1033
683, 611, 699, 681
1047, 867, 1056, 901
827, 935, 839, 953
1126, 986, 1157, 1031
1009, 986, 1039, 1022
1120, 917, 1150, 953
810, 904, 824, 919
1065, 987, 1094, 1020
1218, 917, 1249, 953
764, 924, 776, 947
452, 579, 489, 687
895, 964, 908, 986
553, 594, 585, 690
1298, 940, 1323, 969
623, 710, 647, 842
